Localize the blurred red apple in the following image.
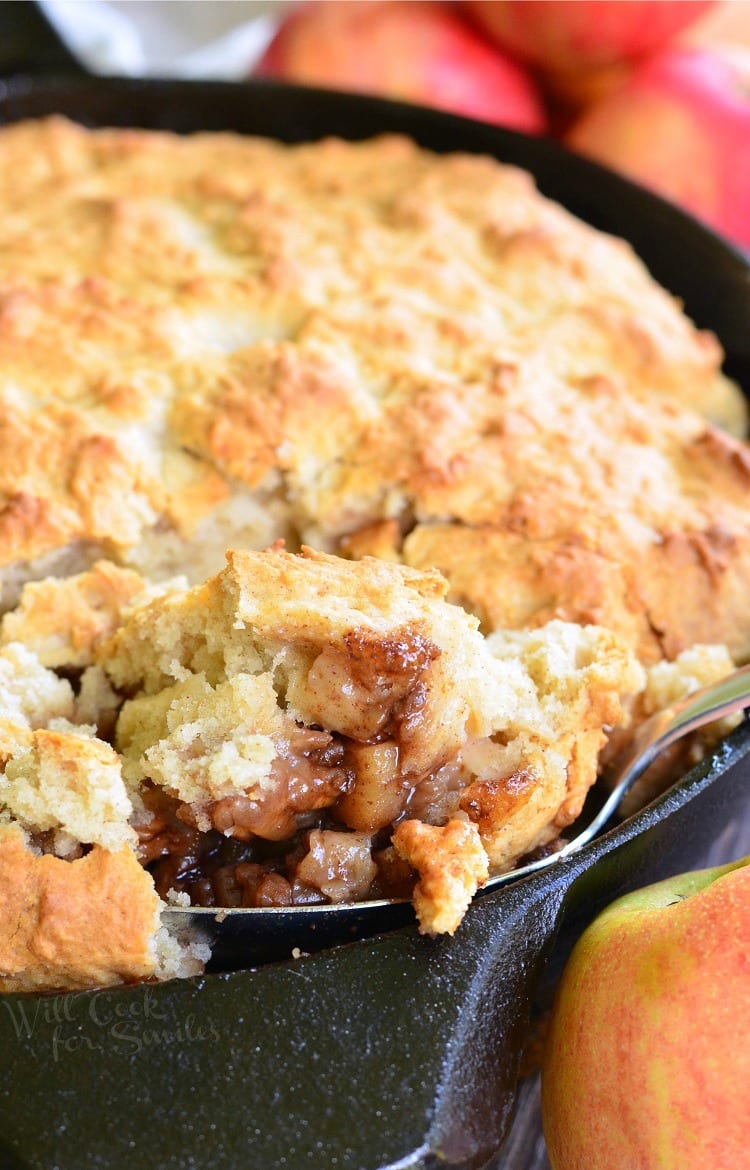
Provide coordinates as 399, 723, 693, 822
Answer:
566, 45, 750, 251
464, 1, 716, 71
464, 0, 716, 113
542, 856, 750, 1170
256, 1, 547, 133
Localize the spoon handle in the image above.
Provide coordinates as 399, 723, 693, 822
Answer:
578, 660, 750, 847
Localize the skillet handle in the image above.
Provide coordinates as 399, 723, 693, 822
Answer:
421, 875, 571, 1168
0, 870, 571, 1170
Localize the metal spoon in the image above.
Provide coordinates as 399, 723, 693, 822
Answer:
483, 658, 750, 885
163, 662, 750, 966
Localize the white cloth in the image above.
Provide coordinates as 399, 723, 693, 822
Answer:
39, 0, 287, 79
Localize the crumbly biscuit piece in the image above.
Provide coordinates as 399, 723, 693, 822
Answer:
0, 642, 75, 778
470, 620, 644, 868
611, 644, 741, 816
0, 825, 160, 994
0, 119, 747, 670
117, 672, 284, 803
0, 642, 74, 729
639, 644, 738, 716
0, 727, 135, 853
1, 561, 146, 668
392, 818, 489, 936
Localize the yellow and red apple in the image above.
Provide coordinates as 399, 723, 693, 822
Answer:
542, 856, 750, 1170
255, 1, 547, 133
566, 45, 750, 251
464, 0, 715, 109
464, 1, 716, 72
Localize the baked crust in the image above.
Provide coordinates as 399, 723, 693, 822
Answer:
0, 118, 747, 667
392, 818, 489, 936
0, 826, 160, 994
1, 560, 146, 668
0, 727, 135, 852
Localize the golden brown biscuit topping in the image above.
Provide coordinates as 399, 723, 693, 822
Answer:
0, 118, 747, 667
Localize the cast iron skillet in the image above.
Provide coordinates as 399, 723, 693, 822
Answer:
0, 77, 748, 1170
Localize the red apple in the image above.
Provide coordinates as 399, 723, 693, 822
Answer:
256, 1, 547, 134
464, 1, 717, 72
464, 0, 716, 114
566, 46, 750, 251
542, 856, 750, 1170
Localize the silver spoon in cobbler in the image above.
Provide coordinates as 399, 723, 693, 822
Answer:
163, 663, 750, 959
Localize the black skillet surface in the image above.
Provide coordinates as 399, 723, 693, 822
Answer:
0, 77, 748, 1170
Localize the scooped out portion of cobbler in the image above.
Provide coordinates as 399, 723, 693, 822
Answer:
0, 545, 657, 992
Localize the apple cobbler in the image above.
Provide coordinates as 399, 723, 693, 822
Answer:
0, 118, 746, 992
